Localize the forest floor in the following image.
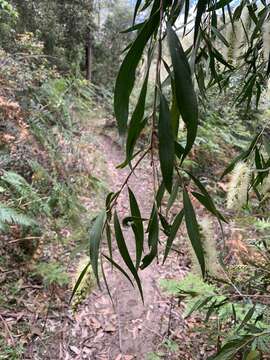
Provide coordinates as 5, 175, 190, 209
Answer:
0, 116, 217, 360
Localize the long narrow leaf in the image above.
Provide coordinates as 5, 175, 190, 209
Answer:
128, 187, 144, 269
114, 211, 144, 301
69, 261, 90, 304
183, 188, 205, 277
89, 211, 106, 288
158, 93, 175, 193
186, 171, 227, 222
163, 209, 184, 263
114, 11, 159, 134
167, 23, 198, 160
126, 69, 150, 161
141, 205, 159, 269
103, 254, 134, 288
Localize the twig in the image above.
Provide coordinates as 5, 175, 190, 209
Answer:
167, 298, 174, 337
0, 314, 15, 346
42, 285, 55, 332
8, 236, 41, 244
115, 293, 123, 353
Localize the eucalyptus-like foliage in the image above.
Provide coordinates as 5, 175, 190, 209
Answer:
80, 0, 270, 303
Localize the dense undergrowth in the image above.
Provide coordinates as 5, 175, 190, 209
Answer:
0, 28, 112, 358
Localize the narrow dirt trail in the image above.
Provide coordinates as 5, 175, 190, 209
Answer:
71, 133, 187, 359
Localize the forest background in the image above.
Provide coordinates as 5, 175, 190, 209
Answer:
0, 0, 270, 359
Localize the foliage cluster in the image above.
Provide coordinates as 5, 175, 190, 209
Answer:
76, 1, 270, 358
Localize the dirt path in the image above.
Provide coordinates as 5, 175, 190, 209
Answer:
68, 134, 188, 359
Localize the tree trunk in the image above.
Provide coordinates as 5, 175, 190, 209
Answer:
86, 29, 92, 81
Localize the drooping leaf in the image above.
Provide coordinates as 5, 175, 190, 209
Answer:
89, 210, 106, 288
100, 256, 114, 305
126, 69, 150, 162
133, 0, 143, 25
146, 183, 165, 235
106, 223, 113, 265
192, 192, 227, 223
103, 254, 134, 288
156, 182, 166, 208
208, 0, 234, 11
237, 305, 256, 332
114, 211, 144, 301
221, 133, 260, 179
163, 209, 184, 263
114, 11, 159, 135
70, 261, 90, 304
166, 179, 180, 214
186, 296, 213, 318
128, 187, 144, 269
194, 0, 209, 43
186, 171, 227, 222
167, 23, 198, 160
158, 93, 175, 193
183, 188, 205, 277
121, 21, 145, 34
159, 212, 171, 236
211, 335, 254, 360
211, 26, 229, 47
175, 141, 185, 159
141, 205, 159, 269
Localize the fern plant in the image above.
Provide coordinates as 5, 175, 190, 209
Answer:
160, 274, 270, 358
0, 203, 36, 232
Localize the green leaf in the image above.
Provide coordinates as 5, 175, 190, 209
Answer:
211, 26, 229, 47
186, 296, 213, 318
114, 11, 159, 135
141, 205, 159, 269
121, 22, 145, 34
126, 69, 149, 162
100, 256, 114, 305
133, 0, 143, 25
192, 192, 227, 223
159, 212, 171, 236
163, 209, 184, 264
163, 58, 180, 138
106, 223, 113, 265
69, 261, 90, 304
246, 350, 260, 360
175, 141, 185, 159
183, 188, 205, 277
167, 23, 198, 160
103, 254, 134, 288
186, 171, 227, 222
128, 187, 144, 269
208, 0, 234, 11
237, 305, 256, 332
221, 133, 260, 179
205, 299, 217, 322
114, 211, 144, 301
194, 0, 208, 43
156, 182, 165, 208
158, 93, 175, 193
89, 211, 106, 288
211, 336, 254, 360
0, 205, 37, 228
166, 179, 180, 214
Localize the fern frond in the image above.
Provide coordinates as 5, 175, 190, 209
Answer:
0, 204, 37, 229
2, 171, 30, 188
1, 171, 40, 202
